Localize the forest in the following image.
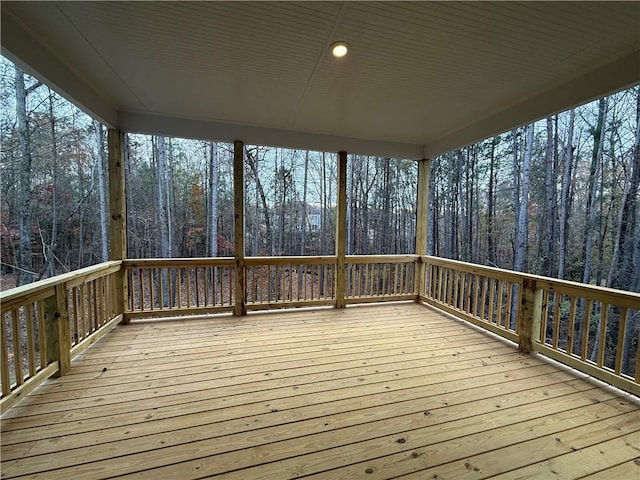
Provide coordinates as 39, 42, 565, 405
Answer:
1, 57, 639, 298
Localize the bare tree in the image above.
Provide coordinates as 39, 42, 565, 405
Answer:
14, 67, 40, 285
558, 109, 575, 279
94, 120, 109, 262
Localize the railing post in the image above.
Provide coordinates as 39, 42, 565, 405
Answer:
43, 283, 70, 377
108, 129, 129, 323
415, 158, 431, 299
335, 151, 347, 309
518, 278, 543, 353
233, 140, 246, 316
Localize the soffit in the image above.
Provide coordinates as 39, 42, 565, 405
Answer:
2, 1, 638, 158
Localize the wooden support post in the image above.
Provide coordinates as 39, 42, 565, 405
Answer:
415, 158, 431, 299
518, 278, 543, 354
335, 151, 347, 309
233, 140, 246, 316
108, 129, 128, 322
43, 284, 70, 377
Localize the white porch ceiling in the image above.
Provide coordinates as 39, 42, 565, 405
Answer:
2, 1, 639, 159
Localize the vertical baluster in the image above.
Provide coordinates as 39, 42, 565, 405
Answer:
487, 279, 496, 324
219, 267, 225, 305
168, 267, 174, 308
373, 263, 379, 297
176, 268, 182, 308
158, 267, 164, 309
148, 269, 155, 310
596, 304, 608, 367
539, 290, 549, 345
37, 300, 47, 369
580, 300, 592, 361
72, 287, 80, 343
127, 268, 133, 310
429, 264, 436, 298
26, 303, 36, 377
566, 296, 578, 355
472, 274, 480, 317
137, 269, 143, 311
552, 293, 562, 349
92, 281, 99, 331
195, 267, 201, 307
352, 264, 357, 297
505, 281, 513, 329
303, 264, 307, 300
288, 264, 293, 301
310, 264, 314, 300
361, 264, 367, 297
1, 312, 10, 395
96, 278, 103, 327
185, 268, 191, 308
266, 265, 271, 302
495, 281, 504, 327
614, 307, 628, 375
11, 308, 23, 386
479, 277, 487, 320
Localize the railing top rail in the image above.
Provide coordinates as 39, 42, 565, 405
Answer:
0, 260, 122, 305
346, 254, 418, 264
245, 256, 336, 266
123, 257, 235, 267
421, 255, 640, 308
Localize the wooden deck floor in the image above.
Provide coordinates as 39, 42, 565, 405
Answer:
1, 302, 639, 480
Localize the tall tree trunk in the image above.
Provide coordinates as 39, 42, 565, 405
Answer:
245, 147, 272, 255
94, 120, 109, 262
542, 116, 556, 277
155, 136, 171, 305
381, 158, 391, 254
15, 67, 34, 286
427, 160, 436, 256
583, 98, 608, 285
208, 142, 219, 258
487, 138, 497, 266
124, 135, 134, 257
207, 142, 219, 302
558, 110, 575, 279
468, 146, 476, 263
300, 150, 309, 255
45, 89, 59, 278
511, 129, 521, 269
515, 124, 534, 272
512, 124, 534, 329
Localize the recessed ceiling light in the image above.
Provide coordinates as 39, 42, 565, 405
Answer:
331, 41, 349, 58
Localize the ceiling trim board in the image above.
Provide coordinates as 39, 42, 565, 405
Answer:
118, 111, 424, 160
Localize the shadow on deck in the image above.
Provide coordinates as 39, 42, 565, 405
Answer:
1, 302, 639, 479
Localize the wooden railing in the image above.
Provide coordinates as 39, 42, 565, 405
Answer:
245, 256, 336, 310
345, 255, 417, 303
2, 255, 637, 412
0, 261, 123, 412
419, 255, 640, 395
419, 256, 521, 342
124, 258, 235, 318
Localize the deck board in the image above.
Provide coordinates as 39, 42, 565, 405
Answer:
1, 302, 638, 479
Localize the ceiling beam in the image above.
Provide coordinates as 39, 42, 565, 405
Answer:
118, 111, 425, 159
